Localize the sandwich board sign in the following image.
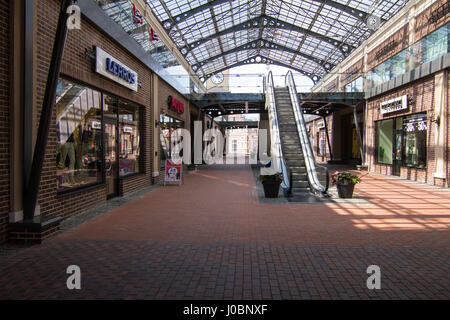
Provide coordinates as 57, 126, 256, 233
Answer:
164, 160, 182, 186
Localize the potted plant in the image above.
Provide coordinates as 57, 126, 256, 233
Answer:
331, 171, 361, 198
258, 173, 283, 198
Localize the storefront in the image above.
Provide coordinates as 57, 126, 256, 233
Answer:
55, 78, 144, 199
366, 76, 444, 185
157, 80, 191, 181
20, 0, 155, 231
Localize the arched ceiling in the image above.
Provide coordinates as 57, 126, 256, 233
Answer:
146, 0, 407, 84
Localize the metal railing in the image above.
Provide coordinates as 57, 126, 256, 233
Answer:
285, 71, 329, 196
263, 72, 290, 193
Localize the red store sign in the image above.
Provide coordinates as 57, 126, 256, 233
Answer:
168, 96, 185, 114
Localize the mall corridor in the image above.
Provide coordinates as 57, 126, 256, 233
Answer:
0, 164, 448, 299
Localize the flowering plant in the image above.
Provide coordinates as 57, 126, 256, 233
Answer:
331, 171, 361, 185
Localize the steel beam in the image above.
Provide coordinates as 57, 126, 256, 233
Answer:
202, 54, 322, 85
162, 0, 229, 31
162, 0, 374, 31
192, 38, 335, 72
179, 15, 353, 56
23, 0, 73, 220
315, 0, 369, 21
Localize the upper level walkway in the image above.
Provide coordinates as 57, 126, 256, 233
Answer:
188, 92, 365, 118
0, 162, 448, 299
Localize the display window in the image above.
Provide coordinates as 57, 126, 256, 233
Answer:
403, 114, 427, 169
376, 119, 393, 165
376, 113, 427, 170
56, 79, 103, 192
160, 114, 184, 162
56, 78, 143, 194
119, 102, 141, 176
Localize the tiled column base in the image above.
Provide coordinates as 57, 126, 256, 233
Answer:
9, 216, 62, 244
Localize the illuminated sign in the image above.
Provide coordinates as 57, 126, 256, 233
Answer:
95, 47, 138, 92
380, 95, 408, 115
168, 96, 185, 114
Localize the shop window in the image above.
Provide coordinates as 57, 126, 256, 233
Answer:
368, 23, 449, 88
56, 79, 103, 191
344, 76, 364, 93
232, 140, 238, 152
403, 114, 427, 169
376, 119, 393, 165
160, 114, 184, 162
119, 101, 142, 176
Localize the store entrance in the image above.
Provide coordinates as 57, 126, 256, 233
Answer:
104, 110, 119, 199
393, 119, 403, 176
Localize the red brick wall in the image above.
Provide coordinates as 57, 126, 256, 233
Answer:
367, 25, 409, 71
341, 58, 364, 87
415, 0, 450, 43
0, 0, 10, 243
35, 0, 154, 221
366, 77, 437, 185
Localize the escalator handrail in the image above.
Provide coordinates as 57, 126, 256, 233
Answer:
264, 72, 290, 192
285, 71, 329, 195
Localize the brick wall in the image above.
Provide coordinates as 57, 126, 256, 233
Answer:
366, 77, 437, 185
415, 0, 450, 43
34, 0, 154, 221
367, 25, 409, 71
341, 58, 364, 87
447, 72, 450, 187
0, 0, 9, 243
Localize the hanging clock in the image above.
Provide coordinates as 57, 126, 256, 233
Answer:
210, 72, 224, 85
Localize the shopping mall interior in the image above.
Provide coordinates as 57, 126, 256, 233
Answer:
0, 0, 448, 301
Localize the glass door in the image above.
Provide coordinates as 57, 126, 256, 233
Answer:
104, 119, 118, 198
393, 118, 403, 176
104, 95, 119, 199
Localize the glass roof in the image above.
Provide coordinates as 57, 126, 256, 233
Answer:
145, 0, 408, 84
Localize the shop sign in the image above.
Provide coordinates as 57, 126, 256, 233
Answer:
168, 96, 185, 114
380, 95, 408, 115
404, 116, 427, 132
123, 126, 133, 133
375, 40, 397, 61
430, 2, 449, 24
91, 120, 101, 129
95, 47, 138, 92
164, 160, 182, 185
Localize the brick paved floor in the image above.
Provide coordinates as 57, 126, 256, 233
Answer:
0, 164, 449, 299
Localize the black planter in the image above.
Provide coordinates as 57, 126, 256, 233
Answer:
262, 180, 281, 198
336, 182, 355, 198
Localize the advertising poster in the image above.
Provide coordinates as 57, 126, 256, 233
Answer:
164, 160, 182, 185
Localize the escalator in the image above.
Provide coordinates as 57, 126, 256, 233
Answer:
264, 71, 329, 200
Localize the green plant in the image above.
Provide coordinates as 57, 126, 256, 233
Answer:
331, 171, 361, 185
258, 172, 283, 183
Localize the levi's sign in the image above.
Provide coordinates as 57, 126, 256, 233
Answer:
380, 95, 408, 115
95, 47, 138, 92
